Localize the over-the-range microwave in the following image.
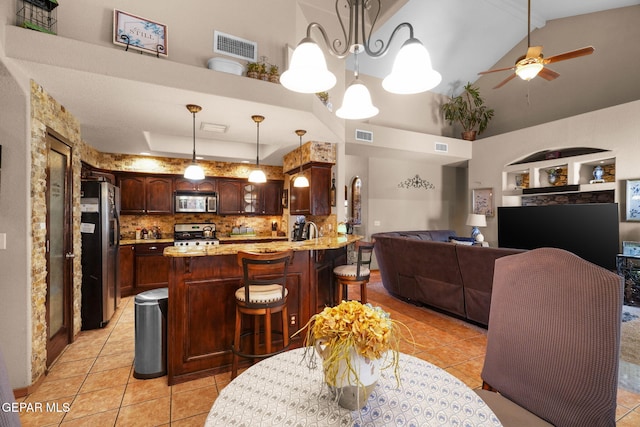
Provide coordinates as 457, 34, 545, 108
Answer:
175, 192, 217, 213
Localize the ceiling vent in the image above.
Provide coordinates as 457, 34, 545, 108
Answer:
213, 30, 257, 62
355, 129, 373, 143
434, 142, 448, 153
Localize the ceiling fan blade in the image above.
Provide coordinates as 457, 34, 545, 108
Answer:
544, 46, 594, 64
526, 46, 543, 58
478, 65, 516, 75
538, 67, 560, 81
493, 73, 517, 89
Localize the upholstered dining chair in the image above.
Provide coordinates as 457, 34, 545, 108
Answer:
333, 241, 375, 304
231, 250, 293, 379
477, 247, 623, 427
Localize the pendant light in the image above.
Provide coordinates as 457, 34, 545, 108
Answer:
184, 104, 204, 180
336, 46, 379, 120
292, 129, 309, 188
248, 115, 267, 183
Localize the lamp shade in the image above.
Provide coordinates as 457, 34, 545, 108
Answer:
336, 80, 379, 120
184, 163, 205, 180
382, 38, 442, 94
248, 168, 267, 183
280, 38, 337, 94
516, 62, 543, 81
466, 214, 487, 228
293, 175, 310, 187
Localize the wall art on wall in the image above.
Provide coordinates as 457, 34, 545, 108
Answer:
397, 174, 435, 190
113, 10, 168, 57
472, 188, 494, 217
623, 241, 640, 256
626, 179, 640, 221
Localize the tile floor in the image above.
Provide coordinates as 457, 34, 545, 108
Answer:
17, 271, 640, 426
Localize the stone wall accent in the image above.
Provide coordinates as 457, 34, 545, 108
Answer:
30, 81, 83, 382
522, 190, 615, 206
283, 141, 336, 173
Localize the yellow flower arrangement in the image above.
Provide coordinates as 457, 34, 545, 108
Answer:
297, 300, 404, 389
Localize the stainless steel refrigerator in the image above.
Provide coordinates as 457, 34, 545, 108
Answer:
80, 180, 120, 330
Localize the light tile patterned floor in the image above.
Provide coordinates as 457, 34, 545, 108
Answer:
17, 271, 640, 426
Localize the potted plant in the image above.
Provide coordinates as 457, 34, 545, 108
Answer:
268, 64, 279, 83
441, 82, 494, 141
258, 62, 269, 81
246, 62, 260, 79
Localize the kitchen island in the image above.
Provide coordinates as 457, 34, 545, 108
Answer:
163, 235, 361, 385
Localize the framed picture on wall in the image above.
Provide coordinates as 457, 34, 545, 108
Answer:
113, 10, 168, 57
626, 179, 640, 221
472, 188, 494, 217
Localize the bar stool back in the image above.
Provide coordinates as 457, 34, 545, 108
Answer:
333, 241, 375, 304
231, 250, 293, 378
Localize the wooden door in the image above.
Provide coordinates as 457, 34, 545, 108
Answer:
119, 175, 146, 214
46, 132, 74, 366
217, 179, 243, 214
260, 181, 283, 215
145, 177, 173, 213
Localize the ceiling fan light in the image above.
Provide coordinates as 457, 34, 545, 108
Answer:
280, 38, 337, 93
383, 38, 442, 94
293, 175, 310, 188
248, 168, 267, 183
184, 163, 205, 180
516, 62, 543, 81
336, 80, 379, 120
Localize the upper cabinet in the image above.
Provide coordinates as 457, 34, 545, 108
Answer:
290, 164, 331, 216
174, 177, 217, 193
118, 174, 173, 214
218, 178, 283, 215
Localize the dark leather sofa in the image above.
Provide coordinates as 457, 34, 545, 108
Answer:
371, 230, 523, 325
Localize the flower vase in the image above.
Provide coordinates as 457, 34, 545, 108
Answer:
315, 342, 380, 410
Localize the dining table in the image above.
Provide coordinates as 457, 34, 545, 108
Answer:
205, 347, 502, 426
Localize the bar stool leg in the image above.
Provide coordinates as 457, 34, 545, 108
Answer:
264, 308, 272, 355
337, 279, 344, 303
231, 306, 242, 379
361, 281, 368, 304
282, 305, 289, 348
253, 315, 260, 355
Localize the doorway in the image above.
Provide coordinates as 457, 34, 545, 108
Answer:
46, 131, 74, 366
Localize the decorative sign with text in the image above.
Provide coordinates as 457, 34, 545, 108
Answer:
113, 10, 168, 57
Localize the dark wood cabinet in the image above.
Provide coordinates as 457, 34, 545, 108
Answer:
118, 174, 173, 214
311, 247, 347, 312
134, 242, 172, 292
119, 244, 135, 297
174, 177, 217, 192
218, 178, 283, 215
290, 164, 331, 216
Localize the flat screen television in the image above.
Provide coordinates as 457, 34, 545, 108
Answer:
498, 203, 619, 270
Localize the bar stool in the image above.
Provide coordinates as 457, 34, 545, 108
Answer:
333, 241, 375, 304
231, 250, 293, 379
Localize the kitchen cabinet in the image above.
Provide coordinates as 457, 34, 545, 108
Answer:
218, 178, 283, 215
134, 242, 172, 292
174, 177, 217, 192
119, 244, 135, 297
118, 174, 173, 214
290, 164, 331, 216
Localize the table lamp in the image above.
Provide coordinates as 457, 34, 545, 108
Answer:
466, 214, 487, 242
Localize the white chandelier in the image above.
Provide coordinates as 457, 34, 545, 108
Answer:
280, 0, 441, 120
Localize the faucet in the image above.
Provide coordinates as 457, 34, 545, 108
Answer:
306, 221, 319, 242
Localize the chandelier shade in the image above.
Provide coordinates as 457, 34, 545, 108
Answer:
184, 104, 204, 180
292, 129, 309, 188
336, 79, 379, 120
280, 38, 337, 94
382, 38, 442, 94
248, 115, 267, 184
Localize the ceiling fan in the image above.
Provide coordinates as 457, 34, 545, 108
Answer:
478, 0, 594, 89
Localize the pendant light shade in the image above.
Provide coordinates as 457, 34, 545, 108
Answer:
336, 79, 379, 120
382, 38, 442, 94
184, 104, 205, 180
280, 38, 337, 94
248, 115, 267, 183
516, 62, 544, 81
292, 129, 309, 188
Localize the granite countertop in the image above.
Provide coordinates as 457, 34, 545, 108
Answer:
217, 234, 289, 242
163, 235, 362, 257
120, 238, 175, 245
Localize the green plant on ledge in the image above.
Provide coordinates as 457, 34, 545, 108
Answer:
441, 82, 495, 141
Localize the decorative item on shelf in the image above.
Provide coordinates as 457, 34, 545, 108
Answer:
591, 165, 605, 183
441, 82, 494, 141
246, 62, 260, 79
292, 130, 309, 188
268, 64, 279, 83
248, 115, 267, 183
547, 168, 560, 185
183, 104, 205, 180
515, 174, 524, 189
113, 10, 167, 58
17, 0, 58, 34
466, 213, 487, 242
280, 0, 440, 120
258, 57, 269, 81
295, 301, 403, 411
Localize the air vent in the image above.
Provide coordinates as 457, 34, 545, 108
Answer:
214, 31, 257, 62
435, 142, 448, 153
355, 129, 373, 143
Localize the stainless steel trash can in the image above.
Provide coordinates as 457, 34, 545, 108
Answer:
133, 288, 168, 379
